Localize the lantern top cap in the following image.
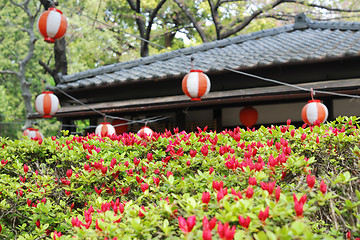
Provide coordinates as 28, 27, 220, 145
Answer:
190, 69, 203, 73
308, 99, 321, 103
26, 128, 38, 131
41, 91, 54, 94
48, 7, 63, 14
100, 122, 111, 125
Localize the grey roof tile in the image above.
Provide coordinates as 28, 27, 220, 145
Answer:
56, 15, 360, 91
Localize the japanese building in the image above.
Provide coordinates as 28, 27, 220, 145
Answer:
32, 13, 360, 134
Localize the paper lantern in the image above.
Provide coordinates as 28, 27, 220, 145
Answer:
137, 126, 154, 137
23, 128, 43, 140
37, 7, 67, 43
112, 119, 128, 135
35, 91, 59, 118
95, 122, 116, 136
301, 100, 328, 125
182, 70, 211, 101
239, 106, 258, 128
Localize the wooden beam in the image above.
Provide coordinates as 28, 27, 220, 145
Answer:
30, 78, 360, 119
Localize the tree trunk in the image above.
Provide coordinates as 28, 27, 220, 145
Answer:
10, 0, 40, 130
39, 0, 68, 84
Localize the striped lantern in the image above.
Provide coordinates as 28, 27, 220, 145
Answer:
239, 106, 258, 128
95, 122, 116, 137
182, 69, 211, 101
137, 126, 154, 137
23, 128, 43, 140
37, 7, 67, 43
34, 91, 59, 118
301, 100, 328, 125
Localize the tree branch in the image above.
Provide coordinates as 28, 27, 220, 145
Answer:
0, 70, 20, 76
220, 0, 285, 39
294, 0, 360, 13
145, 0, 167, 41
208, 0, 221, 40
173, 0, 209, 42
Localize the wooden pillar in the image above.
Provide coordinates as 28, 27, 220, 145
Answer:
87, 118, 98, 134
61, 118, 76, 134
176, 110, 186, 131
214, 108, 222, 132
323, 98, 334, 121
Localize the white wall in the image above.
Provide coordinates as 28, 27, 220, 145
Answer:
334, 99, 360, 117
222, 102, 308, 127
222, 99, 360, 127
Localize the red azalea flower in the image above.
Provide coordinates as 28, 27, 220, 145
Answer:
133, 157, 140, 166
139, 206, 146, 217
201, 145, 209, 157
245, 186, 253, 198
203, 228, 212, 240
301, 133, 307, 141
141, 183, 149, 193
110, 158, 117, 169
23, 164, 29, 174
320, 180, 327, 194
36, 219, 40, 228
294, 200, 304, 217
101, 166, 108, 175
178, 215, 196, 234
203, 216, 217, 230
307, 174, 316, 189
217, 222, 236, 240
66, 169, 72, 178
53, 230, 61, 240
248, 177, 257, 186
202, 191, 211, 205
95, 219, 102, 231
190, 149, 197, 157
217, 190, 224, 203
238, 215, 250, 229
153, 177, 160, 187
94, 186, 102, 195
275, 186, 281, 202
212, 180, 223, 191
147, 153, 153, 161
258, 206, 269, 222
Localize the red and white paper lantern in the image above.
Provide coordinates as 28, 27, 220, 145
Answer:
23, 128, 43, 140
112, 119, 128, 135
37, 7, 67, 43
239, 106, 258, 128
95, 122, 116, 136
301, 100, 328, 125
137, 126, 154, 137
34, 91, 59, 118
182, 70, 211, 101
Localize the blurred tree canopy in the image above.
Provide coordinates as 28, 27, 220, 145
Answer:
0, 0, 359, 139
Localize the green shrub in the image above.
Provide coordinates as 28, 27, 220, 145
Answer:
0, 116, 359, 239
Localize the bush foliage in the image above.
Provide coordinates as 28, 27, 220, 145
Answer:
0, 116, 360, 240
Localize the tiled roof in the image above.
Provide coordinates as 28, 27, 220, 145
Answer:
55, 13, 360, 91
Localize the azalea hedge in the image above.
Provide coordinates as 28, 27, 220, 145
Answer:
0, 116, 360, 240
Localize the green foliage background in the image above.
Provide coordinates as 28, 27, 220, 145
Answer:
0, 0, 359, 139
